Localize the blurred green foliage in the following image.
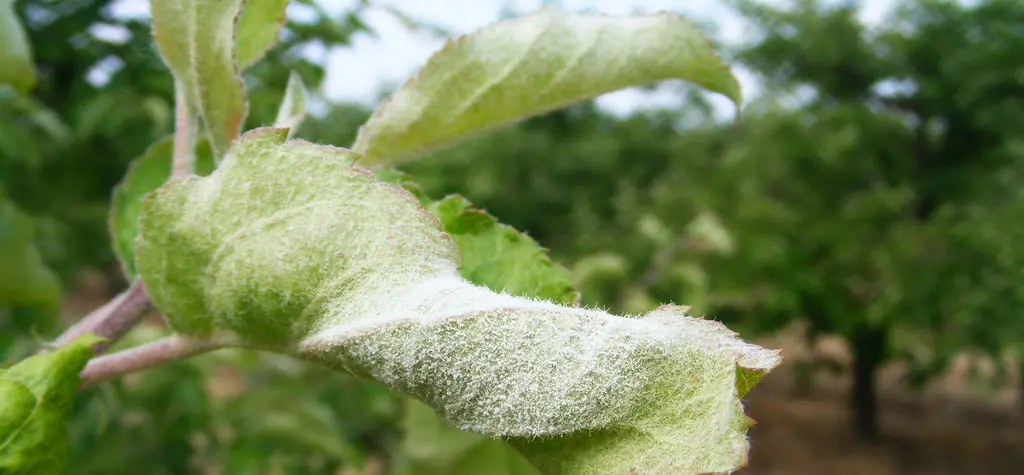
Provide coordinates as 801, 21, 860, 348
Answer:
1, 0, 1022, 472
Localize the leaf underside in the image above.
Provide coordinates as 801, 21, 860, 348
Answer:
134, 129, 780, 474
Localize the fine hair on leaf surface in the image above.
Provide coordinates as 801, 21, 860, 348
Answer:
133, 128, 780, 474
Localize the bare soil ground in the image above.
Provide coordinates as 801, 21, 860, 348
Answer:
744, 326, 1024, 475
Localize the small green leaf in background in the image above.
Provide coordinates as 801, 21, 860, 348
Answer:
0, 334, 101, 475
151, 0, 247, 157
427, 194, 579, 305
0, 0, 37, 93
109, 136, 215, 279
0, 192, 60, 308
352, 6, 742, 165
273, 71, 308, 138
235, 0, 291, 70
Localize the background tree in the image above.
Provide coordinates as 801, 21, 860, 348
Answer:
698, 0, 1024, 438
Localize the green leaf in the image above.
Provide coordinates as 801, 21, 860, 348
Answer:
273, 71, 308, 138
151, 0, 247, 157
0, 0, 37, 93
235, 0, 291, 70
0, 192, 60, 308
135, 128, 779, 474
426, 195, 578, 305
352, 7, 741, 165
0, 334, 102, 474
109, 136, 215, 279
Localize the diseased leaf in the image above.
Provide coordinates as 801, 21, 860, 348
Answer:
0, 0, 37, 93
235, 0, 291, 70
273, 71, 308, 138
109, 136, 215, 279
399, 194, 574, 475
0, 334, 102, 474
135, 128, 780, 474
352, 7, 741, 165
151, 0, 247, 157
0, 192, 60, 308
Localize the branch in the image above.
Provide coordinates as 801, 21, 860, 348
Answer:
55, 280, 153, 353
171, 82, 195, 177
80, 334, 227, 387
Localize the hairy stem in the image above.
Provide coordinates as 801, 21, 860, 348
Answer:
171, 82, 195, 177
79, 334, 227, 387
55, 280, 154, 353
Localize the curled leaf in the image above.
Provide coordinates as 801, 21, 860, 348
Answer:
353, 7, 741, 165
135, 129, 779, 474
0, 334, 102, 474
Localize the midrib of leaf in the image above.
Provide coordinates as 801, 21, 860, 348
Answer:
448, 17, 552, 120
535, 21, 605, 97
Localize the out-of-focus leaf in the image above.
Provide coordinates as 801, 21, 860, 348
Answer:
151, 0, 247, 156
236, 0, 291, 70
401, 398, 539, 475
0, 192, 60, 308
352, 6, 741, 165
0, 0, 37, 93
3, 93, 70, 144
273, 71, 308, 138
134, 128, 780, 474
109, 136, 215, 279
0, 334, 102, 474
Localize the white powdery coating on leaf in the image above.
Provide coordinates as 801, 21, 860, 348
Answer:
301, 275, 779, 442
135, 128, 780, 474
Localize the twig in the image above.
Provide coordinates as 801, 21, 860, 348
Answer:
80, 334, 226, 387
171, 82, 194, 177
55, 280, 153, 353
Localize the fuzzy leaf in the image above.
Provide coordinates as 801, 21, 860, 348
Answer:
401, 194, 575, 475
151, 0, 247, 157
0, 0, 36, 93
235, 0, 291, 70
0, 334, 102, 474
273, 71, 308, 138
352, 7, 741, 165
0, 192, 60, 308
109, 136, 215, 279
135, 128, 779, 474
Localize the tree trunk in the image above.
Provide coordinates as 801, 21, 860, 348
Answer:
850, 325, 887, 440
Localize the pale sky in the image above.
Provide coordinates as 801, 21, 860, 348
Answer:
106, 0, 899, 116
